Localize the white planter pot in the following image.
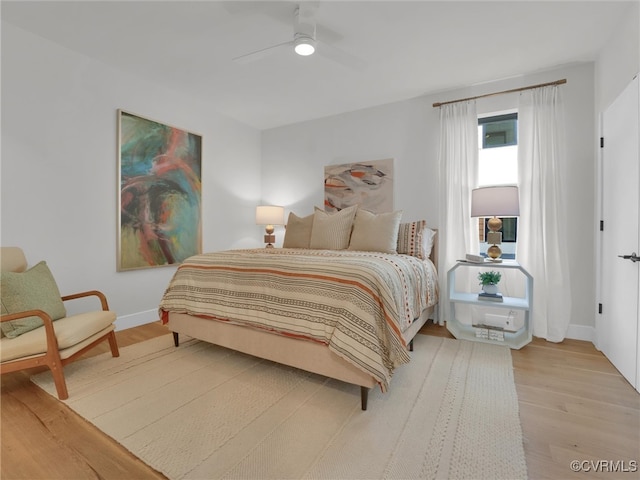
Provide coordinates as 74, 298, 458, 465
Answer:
482, 284, 499, 295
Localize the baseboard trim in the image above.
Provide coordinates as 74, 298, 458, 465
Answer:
115, 309, 159, 331
565, 323, 595, 343
115, 310, 597, 346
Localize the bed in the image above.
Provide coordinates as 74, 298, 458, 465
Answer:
159, 213, 438, 410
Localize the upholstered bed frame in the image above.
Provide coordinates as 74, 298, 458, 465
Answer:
166, 233, 438, 410
167, 305, 433, 410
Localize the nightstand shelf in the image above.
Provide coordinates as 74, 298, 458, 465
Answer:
446, 261, 533, 349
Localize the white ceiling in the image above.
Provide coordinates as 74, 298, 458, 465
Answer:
2, 1, 634, 130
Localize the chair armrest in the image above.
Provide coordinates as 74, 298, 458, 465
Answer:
1, 310, 60, 351
1, 309, 54, 324
61, 290, 110, 311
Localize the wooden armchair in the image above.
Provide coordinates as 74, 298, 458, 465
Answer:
1, 247, 119, 399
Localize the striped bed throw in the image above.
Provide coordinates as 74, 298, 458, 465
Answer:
159, 248, 439, 391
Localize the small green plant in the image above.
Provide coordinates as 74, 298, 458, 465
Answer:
478, 270, 501, 286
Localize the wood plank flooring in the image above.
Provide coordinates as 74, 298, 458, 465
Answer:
2, 321, 638, 479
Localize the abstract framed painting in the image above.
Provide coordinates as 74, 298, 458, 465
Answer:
117, 110, 202, 271
324, 158, 394, 213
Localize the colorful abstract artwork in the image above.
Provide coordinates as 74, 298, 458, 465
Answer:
117, 110, 202, 271
324, 158, 394, 213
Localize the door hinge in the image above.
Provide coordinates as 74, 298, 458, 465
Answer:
600, 220, 604, 231
598, 303, 603, 314
600, 137, 604, 148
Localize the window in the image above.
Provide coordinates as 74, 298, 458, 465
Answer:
477, 113, 518, 187
479, 113, 517, 149
477, 112, 518, 258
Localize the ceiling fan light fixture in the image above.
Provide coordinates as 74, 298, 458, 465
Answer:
294, 35, 316, 56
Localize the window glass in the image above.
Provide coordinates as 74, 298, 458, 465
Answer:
477, 112, 519, 258
478, 113, 518, 187
479, 113, 517, 148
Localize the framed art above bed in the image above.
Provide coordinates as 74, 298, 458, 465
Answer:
324, 158, 393, 213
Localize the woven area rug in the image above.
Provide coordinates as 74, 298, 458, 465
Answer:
32, 333, 527, 479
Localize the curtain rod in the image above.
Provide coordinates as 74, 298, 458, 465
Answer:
432, 78, 567, 108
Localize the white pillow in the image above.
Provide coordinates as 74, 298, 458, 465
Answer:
282, 212, 314, 248
348, 209, 403, 254
422, 227, 436, 259
309, 205, 357, 250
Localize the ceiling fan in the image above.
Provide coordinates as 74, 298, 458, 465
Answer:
232, 3, 366, 70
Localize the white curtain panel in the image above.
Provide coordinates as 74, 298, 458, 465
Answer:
438, 101, 478, 324
517, 86, 572, 341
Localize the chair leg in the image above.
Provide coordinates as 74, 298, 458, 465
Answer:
107, 330, 120, 357
50, 362, 69, 400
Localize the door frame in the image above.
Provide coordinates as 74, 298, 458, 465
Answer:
595, 74, 640, 391
595, 110, 604, 352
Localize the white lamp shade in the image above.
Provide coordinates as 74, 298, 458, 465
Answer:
256, 205, 285, 225
471, 186, 520, 217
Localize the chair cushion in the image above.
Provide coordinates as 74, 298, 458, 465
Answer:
0, 261, 67, 338
0, 310, 116, 362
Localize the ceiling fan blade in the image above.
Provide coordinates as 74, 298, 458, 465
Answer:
232, 40, 293, 64
227, 2, 364, 69
316, 40, 367, 71
221, 1, 289, 17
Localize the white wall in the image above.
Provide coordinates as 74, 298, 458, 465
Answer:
593, 1, 640, 347
1, 22, 262, 329
261, 95, 440, 225
595, 1, 640, 112
262, 62, 597, 339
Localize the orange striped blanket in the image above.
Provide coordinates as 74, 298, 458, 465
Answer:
159, 248, 438, 391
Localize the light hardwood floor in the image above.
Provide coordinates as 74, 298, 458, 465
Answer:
1, 321, 638, 479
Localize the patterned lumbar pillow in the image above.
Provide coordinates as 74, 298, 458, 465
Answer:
397, 220, 435, 259
0, 261, 67, 338
309, 204, 358, 250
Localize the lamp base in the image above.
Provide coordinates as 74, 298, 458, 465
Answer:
487, 244, 502, 259
486, 218, 502, 259
264, 234, 275, 248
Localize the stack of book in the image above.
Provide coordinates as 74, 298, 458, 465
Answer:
478, 292, 504, 302
474, 327, 505, 341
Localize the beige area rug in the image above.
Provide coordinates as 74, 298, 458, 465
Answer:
32, 334, 527, 480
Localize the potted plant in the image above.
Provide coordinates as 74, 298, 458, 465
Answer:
478, 270, 501, 295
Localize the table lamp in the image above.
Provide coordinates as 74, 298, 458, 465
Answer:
471, 186, 520, 259
255, 205, 285, 248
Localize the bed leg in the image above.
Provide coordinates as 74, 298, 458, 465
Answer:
360, 386, 369, 411
173, 332, 179, 347
409, 339, 414, 352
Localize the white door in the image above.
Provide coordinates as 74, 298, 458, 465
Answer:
599, 75, 640, 392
